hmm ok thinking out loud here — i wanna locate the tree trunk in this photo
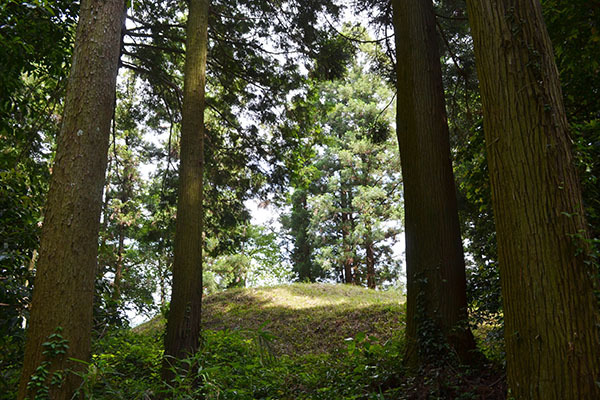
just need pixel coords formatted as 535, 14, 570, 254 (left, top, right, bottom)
391, 0, 476, 367
17, 1, 124, 398
365, 234, 375, 289
160, 260, 168, 307
340, 187, 354, 284
291, 190, 314, 281
162, 0, 209, 383
363, 152, 375, 289
465, 1, 600, 398
342, 211, 354, 284
112, 225, 125, 305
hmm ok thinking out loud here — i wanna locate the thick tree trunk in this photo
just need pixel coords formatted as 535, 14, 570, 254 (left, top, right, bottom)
465, 1, 600, 398
162, 0, 209, 382
17, 1, 124, 398
391, 0, 476, 367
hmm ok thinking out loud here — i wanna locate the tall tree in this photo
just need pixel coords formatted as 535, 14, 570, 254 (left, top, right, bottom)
286, 188, 320, 281
95, 76, 157, 330
305, 64, 403, 288
161, 0, 209, 382
465, 1, 600, 398
391, 0, 476, 366
0, 0, 77, 356
17, 0, 125, 398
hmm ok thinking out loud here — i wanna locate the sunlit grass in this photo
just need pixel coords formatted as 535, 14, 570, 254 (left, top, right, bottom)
209, 283, 404, 310
135, 283, 405, 356
202, 283, 405, 355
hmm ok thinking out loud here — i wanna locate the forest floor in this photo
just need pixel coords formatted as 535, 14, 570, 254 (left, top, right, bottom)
92, 283, 506, 399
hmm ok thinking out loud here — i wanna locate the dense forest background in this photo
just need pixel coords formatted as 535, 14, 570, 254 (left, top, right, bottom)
1, 0, 599, 399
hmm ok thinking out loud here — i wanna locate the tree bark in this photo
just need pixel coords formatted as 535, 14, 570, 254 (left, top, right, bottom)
340, 186, 355, 284
342, 212, 354, 284
366, 234, 376, 289
291, 190, 314, 281
162, 0, 209, 383
363, 154, 376, 289
391, 0, 476, 367
465, 1, 600, 398
17, 1, 124, 398
112, 225, 125, 304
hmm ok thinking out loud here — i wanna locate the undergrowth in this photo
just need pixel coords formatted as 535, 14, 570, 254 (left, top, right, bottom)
4, 284, 505, 399
75, 324, 503, 399
77, 326, 408, 399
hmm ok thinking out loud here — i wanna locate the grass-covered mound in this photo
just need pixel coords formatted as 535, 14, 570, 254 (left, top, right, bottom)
89, 284, 504, 399
137, 283, 404, 354
204, 283, 404, 355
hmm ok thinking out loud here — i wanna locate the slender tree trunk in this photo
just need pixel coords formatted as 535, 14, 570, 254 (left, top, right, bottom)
112, 142, 134, 308
342, 214, 353, 284
162, 0, 209, 383
160, 260, 168, 307
112, 225, 125, 303
300, 199, 313, 281
98, 177, 112, 270
292, 191, 313, 281
365, 233, 375, 289
363, 154, 376, 289
349, 211, 357, 282
17, 1, 124, 398
26, 250, 38, 275
465, 1, 600, 398
340, 187, 354, 284
391, 0, 476, 367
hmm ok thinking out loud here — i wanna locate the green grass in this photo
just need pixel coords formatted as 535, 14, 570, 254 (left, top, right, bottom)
106, 284, 407, 399
201, 283, 405, 355
135, 283, 405, 356
95, 284, 504, 399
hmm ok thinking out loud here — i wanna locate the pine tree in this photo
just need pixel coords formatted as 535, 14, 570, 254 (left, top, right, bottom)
300, 61, 403, 288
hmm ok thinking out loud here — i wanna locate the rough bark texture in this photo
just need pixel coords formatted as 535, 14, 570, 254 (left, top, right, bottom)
17, 1, 124, 398
465, 1, 600, 398
162, 0, 209, 382
391, 0, 476, 367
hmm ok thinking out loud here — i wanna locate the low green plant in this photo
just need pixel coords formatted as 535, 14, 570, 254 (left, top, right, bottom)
79, 325, 410, 399
25, 327, 69, 400
71, 328, 163, 399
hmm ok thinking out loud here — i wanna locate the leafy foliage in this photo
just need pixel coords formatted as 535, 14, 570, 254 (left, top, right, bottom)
0, 1, 76, 388
282, 54, 403, 287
